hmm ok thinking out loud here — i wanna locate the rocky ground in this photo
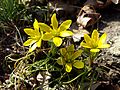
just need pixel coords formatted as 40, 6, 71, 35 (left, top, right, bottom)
94, 5, 120, 90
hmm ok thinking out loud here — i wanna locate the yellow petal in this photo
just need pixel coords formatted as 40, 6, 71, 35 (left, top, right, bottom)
51, 13, 58, 30
91, 30, 99, 41
29, 43, 37, 52
80, 41, 91, 48
58, 20, 72, 32
98, 33, 107, 46
33, 19, 39, 31
98, 44, 110, 48
84, 34, 92, 46
43, 33, 53, 41
31, 36, 40, 41
60, 48, 67, 56
53, 37, 62, 47
24, 28, 35, 36
90, 49, 100, 52
71, 50, 83, 60
91, 39, 98, 48
23, 39, 35, 46
57, 57, 65, 65
60, 31, 73, 37
36, 39, 41, 47
39, 23, 52, 32
65, 63, 72, 72
73, 60, 84, 69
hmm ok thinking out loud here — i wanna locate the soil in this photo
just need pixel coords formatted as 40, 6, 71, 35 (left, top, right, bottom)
94, 4, 120, 90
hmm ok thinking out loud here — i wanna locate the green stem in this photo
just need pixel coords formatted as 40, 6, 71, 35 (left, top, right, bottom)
62, 72, 85, 84
89, 52, 96, 67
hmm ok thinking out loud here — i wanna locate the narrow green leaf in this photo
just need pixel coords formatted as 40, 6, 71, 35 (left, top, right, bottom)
71, 50, 82, 60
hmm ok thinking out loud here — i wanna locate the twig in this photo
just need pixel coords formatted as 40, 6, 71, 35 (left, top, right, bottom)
12, 74, 33, 86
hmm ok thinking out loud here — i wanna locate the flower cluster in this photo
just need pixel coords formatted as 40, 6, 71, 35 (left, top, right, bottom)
23, 13, 110, 73
23, 13, 73, 52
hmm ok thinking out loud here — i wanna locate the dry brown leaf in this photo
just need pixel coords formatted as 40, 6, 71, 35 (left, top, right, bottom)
72, 29, 89, 42
77, 5, 101, 28
77, 16, 91, 28
111, 0, 119, 4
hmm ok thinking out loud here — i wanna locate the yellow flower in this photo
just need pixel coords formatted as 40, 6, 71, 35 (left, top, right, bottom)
57, 44, 84, 72
23, 19, 43, 52
80, 30, 110, 52
39, 13, 73, 47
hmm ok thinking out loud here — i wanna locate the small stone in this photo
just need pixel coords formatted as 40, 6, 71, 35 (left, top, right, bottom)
108, 36, 120, 56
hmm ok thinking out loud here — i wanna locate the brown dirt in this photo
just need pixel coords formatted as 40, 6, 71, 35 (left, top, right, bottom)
95, 4, 120, 90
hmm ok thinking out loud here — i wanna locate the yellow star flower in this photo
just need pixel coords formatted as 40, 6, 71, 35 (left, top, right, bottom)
39, 13, 73, 47
23, 19, 43, 52
80, 30, 110, 52
57, 44, 84, 72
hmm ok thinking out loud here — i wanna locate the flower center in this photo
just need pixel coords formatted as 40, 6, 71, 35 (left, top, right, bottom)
52, 30, 60, 37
